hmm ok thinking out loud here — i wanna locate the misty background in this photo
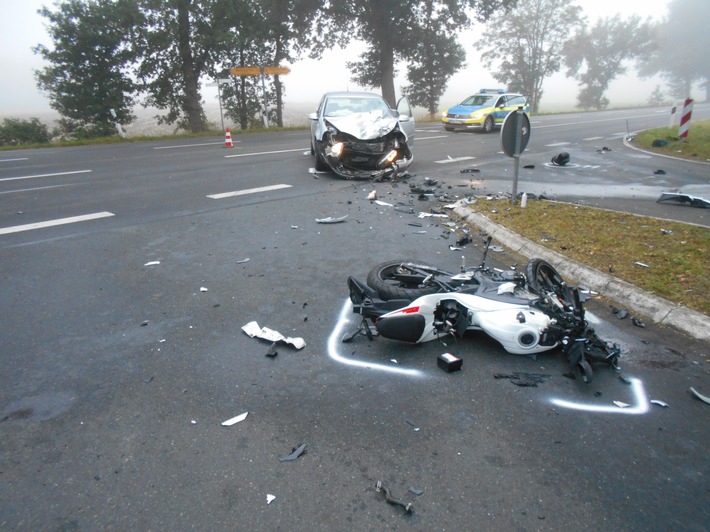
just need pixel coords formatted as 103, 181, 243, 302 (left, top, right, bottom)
0, 0, 697, 134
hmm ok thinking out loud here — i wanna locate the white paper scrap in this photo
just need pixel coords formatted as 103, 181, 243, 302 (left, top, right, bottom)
613, 401, 630, 408
144, 261, 161, 266
241, 321, 306, 350
200, 287, 208, 292
222, 412, 248, 426
266, 494, 276, 504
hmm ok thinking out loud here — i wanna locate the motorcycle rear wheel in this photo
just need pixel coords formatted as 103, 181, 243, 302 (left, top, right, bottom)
367, 260, 441, 301
525, 258, 575, 308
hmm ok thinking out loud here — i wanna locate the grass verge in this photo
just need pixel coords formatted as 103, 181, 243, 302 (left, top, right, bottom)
467, 199, 709, 315
632, 119, 710, 161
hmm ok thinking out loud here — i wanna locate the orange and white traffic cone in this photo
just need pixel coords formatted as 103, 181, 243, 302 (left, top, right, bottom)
224, 127, 233, 147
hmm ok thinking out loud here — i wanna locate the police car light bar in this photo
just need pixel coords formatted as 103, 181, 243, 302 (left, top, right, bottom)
479, 88, 506, 94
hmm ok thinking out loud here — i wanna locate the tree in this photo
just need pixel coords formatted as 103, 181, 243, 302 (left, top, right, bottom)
475, 0, 583, 113
564, 15, 656, 110
640, 0, 710, 101
34, 0, 137, 138
325, 0, 513, 107
132, 0, 242, 133
0, 118, 52, 146
402, 1, 467, 117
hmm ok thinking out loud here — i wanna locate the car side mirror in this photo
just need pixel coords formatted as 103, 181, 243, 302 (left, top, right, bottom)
307, 112, 318, 121
398, 114, 410, 122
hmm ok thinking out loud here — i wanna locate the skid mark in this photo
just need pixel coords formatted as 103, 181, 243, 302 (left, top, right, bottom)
327, 299, 424, 378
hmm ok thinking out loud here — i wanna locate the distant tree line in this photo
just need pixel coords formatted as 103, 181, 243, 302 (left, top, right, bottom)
24, 0, 709, 141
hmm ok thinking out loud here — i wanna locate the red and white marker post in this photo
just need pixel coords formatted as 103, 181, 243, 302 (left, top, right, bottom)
678, 98, 694, 139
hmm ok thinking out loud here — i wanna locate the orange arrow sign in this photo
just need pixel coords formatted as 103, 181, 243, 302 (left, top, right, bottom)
263, 66, 291, 75
230, 66, 262, 76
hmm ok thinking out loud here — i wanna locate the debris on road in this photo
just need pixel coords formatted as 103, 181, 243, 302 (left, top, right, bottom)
279, 443, 307, 462
144, 260, 161, 266
657, 192, 710, 209
494, 372, 551, 387
375, 481, 413, 514
200, 287, 208, 292
634, 261, 650, 268
374, 200, 393, 207
222, 412, 248, 426
632, 317, 646, 328
367, 190, 377, 201
242, 321, 306, 350
265, 342, 278, 358
237, 258, 250, 264
551, 152, 570, 166
266, 494, 276, 504
690, 387, 710, 405
408, 487, 424, 496
650, 400, 669, 408
315, 214, 348, 224
613, 401, 630, 408
437, 353, 462, 373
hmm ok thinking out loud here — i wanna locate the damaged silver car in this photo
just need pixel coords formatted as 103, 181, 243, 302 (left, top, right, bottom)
308, 91, 415, 179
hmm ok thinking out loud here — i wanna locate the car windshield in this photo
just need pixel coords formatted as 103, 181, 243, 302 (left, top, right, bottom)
459, 94, 496, 106
324, 97, 390, 117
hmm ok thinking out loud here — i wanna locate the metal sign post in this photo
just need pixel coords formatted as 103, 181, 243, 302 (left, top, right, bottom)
230, 66, 291, 129
500, 107, 531, 204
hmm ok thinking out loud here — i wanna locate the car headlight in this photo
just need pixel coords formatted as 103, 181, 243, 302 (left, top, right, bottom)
328, 142, 344, 158
470, 111, 484, 119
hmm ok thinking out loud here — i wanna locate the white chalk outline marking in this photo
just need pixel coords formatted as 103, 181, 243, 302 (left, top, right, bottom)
327, 298, 424, 378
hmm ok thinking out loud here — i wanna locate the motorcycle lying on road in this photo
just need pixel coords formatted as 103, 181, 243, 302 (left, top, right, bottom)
344, 238, 620, 383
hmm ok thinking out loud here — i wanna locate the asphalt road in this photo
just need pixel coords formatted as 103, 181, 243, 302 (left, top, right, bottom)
1, 107, 709, 530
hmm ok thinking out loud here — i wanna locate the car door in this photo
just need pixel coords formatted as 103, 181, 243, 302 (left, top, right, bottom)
396, 96, 416, 145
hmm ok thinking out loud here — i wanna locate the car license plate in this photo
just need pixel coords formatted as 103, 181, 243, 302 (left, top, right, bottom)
448, 119, 463, 124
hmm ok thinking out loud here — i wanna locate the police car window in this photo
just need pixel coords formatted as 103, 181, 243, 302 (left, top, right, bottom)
461, 95, 495, 106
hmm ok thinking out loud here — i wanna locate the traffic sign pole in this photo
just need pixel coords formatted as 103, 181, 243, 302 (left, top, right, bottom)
500, 107, 531, 205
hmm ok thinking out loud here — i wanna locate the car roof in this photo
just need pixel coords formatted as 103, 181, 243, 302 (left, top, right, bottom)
323, 91, 384, 100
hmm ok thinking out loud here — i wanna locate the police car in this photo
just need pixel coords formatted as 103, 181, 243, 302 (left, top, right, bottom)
442, 89, 529, 133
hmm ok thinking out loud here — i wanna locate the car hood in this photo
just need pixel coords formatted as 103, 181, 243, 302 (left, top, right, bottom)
326, 111, 400, 140
447, 104, 488, 114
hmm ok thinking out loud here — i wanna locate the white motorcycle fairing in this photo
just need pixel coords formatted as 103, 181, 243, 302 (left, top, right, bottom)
375, 292, 556, 355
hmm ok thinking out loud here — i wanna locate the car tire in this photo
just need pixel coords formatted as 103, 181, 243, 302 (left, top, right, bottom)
314, 140, 328, 171
444, 126, 455, 132
482, 115, 494, 133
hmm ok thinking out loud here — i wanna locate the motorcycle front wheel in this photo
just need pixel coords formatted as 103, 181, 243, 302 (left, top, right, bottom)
367, 260, 441, 301
525, 258, 576, 308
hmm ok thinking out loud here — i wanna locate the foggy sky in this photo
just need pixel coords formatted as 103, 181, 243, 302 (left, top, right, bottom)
0, 0, 674, 121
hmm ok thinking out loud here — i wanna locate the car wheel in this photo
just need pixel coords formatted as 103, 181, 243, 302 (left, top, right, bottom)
444, 126, 455, 132
482, 115, 494, 133
314, 140, 328, 171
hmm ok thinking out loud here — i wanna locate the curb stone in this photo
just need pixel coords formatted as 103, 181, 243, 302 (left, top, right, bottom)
452, 201, 710, 342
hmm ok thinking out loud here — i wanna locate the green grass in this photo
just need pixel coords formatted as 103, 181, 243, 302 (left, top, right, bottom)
633, 119, 710, 161
467, 200, 710, 315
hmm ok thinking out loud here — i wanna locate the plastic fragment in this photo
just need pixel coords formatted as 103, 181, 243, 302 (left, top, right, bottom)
374, 200, 393, 207
613, 401, 630, 408
222, 412, 248, 426
242, 321, 306, 350
367, 190, 377, 200
200, 287, 208, 292
144, 261, 161, 266
634, 261, 650, 268
237, 258, 250, 264
408, 487, 424, 496
631, 317, 645, 328
279, 443, 307, 462
266, 494, 276, 504
265, 342, 278, 358
315, 214, 348, 224
650, 400, 669, 408
690, 387, 710, 405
